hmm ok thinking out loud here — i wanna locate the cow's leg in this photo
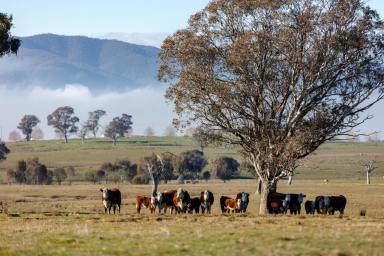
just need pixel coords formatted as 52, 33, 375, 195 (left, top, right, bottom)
113, 205, 116, 214
104, 207, 107, 214
118, 204, 121, 214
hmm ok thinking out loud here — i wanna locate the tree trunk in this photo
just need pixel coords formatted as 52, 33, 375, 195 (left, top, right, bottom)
256, 177, 262, 195
113, 138, 116, 146
81, 137, 84, 144
151, 175, 158, 197
367, 171, 371, 185
287, 175, 293, 185
259, 181, 274, 215
64, 134, 68, 143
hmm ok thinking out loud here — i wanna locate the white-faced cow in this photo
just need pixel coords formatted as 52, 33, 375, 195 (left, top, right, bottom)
236, 192, 250, 213
173, 188, 191, 213
315, 195, 347, 216
135, 195, 156, 214
156, 190, 177, 214
200, 190, 214, 214
100, 188, 121, 214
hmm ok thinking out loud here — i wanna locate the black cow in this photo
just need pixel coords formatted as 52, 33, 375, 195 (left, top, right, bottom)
315, 195, 347, 216
304, 200, 316, 215
156, 190, 177, 213
267, 192, 305, 214
236, 192, 250, 213
187, 197, 201, 214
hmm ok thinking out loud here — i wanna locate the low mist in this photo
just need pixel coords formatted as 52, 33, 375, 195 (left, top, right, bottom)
0, 84, 176, 140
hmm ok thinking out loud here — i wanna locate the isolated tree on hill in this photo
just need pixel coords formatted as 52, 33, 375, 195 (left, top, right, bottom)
0, 13, 20, 57
8, 130, 21, 142
104, 114, 133, 145
144, 127, 155, 136
159, 0, 384, 214
0, 142, 10, 161
164, 125, 177, 136
85, 110, 106, 137
212, 157, 239, 182
47, 106, 79, 143
78, 125, 88, 144
17, 115, 40, 141
31, 127, 44, 140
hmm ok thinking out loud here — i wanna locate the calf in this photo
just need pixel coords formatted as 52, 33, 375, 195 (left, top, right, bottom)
315, 195, 347, 216
100, 188, 121, 214
136, 195, 155, 214
156, 190, 177, 214
187, 197, 201, 214
200, 190, 214, 214
220, 195, 241, 213
305, 200, 316, 215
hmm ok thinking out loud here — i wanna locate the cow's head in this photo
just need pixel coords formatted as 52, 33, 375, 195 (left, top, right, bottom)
203, 190, 210, 202
150, 195, 157, 207
298, 193, 306, 204
156, 192, 163, 204
100, 188, 110, 200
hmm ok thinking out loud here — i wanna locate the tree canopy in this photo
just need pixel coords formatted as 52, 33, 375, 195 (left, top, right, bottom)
85, 110, 106, 137
17, 115, 40, 141
47, 106, 79, 143
0, 13, 20, 57
104, 114, 133, 145
159, 0, 384, 214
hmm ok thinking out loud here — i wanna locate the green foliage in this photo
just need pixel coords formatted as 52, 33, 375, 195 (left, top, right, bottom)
201, 170, 211, 182
176, 150, 208, 179
0, 142, 10, 161
47, 106, 79, 143
17, 115, 40, 141
0, 13, 20, 57
104, 114, 133, 145
212, 157, 239, 182
84, 110, 106, 137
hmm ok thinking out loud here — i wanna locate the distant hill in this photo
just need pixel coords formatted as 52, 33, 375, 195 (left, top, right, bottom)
0, 34, 161, 91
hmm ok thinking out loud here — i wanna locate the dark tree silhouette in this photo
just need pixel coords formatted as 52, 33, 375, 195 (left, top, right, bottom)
17, 115, 40, 141
0, 13, 20, 57
47, 106, 79, 143
104, 114, 133, 145
85, 110, 106, 137
212, 157, 239, 182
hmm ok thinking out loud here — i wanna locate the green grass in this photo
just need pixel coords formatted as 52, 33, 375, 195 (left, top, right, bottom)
0, 181, 383, 256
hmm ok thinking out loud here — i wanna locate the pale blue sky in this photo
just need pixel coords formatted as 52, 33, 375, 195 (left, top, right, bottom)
2, 0, 383, 36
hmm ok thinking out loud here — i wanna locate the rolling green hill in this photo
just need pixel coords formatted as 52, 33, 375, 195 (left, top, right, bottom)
1, 136, 383, 181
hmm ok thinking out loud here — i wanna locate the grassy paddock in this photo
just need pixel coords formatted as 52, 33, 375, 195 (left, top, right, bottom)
0, 180, 383, 256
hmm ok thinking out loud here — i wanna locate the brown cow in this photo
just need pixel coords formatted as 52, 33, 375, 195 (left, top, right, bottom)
100, 188, 121, 214
136, 195, 155, 214
220, 195, 241, 213
187, 197, 201, 214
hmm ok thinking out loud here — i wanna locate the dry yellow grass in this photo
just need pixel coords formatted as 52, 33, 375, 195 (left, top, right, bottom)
0, 180, 383, 256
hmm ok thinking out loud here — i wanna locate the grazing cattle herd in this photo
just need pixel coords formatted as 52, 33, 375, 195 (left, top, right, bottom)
100, 187, 347, 216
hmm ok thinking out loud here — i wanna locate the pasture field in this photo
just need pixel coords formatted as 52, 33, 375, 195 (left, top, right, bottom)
1, 137, 384, 181
0, 180, 384, 256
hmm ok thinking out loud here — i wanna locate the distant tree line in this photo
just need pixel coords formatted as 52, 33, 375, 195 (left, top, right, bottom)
5, 158, 77, 185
